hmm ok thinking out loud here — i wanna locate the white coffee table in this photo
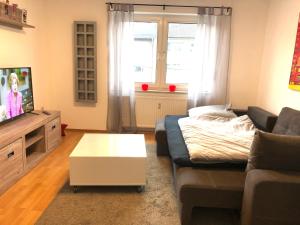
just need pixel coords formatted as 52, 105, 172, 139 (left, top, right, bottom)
69, 133, 147, 192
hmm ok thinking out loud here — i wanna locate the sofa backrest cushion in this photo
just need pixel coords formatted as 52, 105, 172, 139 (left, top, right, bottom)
247, 106, 277, 132
247, 130, 300, 172
272, 107, 300, 135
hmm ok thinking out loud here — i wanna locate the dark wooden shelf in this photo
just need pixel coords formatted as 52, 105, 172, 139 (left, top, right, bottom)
0, 16, 35, 29
25, 133, 44, 148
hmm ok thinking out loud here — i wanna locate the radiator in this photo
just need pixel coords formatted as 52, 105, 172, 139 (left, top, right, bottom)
135, 92, 188, 128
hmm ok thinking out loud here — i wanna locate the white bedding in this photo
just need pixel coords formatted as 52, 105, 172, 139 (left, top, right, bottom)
178, 115, 256, 163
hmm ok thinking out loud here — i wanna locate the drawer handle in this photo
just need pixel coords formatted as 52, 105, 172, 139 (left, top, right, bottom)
52, 125, 56, 130
7, 151, 15, 159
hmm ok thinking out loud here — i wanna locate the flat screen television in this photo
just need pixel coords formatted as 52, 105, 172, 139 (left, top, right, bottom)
0, 67, 34, 124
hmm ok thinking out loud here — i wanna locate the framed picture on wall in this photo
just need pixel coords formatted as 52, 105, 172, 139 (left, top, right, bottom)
289, 13, 300, 91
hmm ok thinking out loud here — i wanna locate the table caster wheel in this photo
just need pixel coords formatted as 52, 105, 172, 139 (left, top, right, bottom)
73, 186, 79, 193
137, 186, 145, 193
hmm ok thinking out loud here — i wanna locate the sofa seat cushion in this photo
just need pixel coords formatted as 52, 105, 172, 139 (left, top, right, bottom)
165, 115, 247, 168
165, 115, 191, 166
176, 167, 246, 209
273, 107, 300, 135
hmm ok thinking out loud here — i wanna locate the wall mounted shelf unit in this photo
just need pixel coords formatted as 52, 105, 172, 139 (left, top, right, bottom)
74, 21, 97, 103
0, 16, 34, 29
0, 2, 34, 29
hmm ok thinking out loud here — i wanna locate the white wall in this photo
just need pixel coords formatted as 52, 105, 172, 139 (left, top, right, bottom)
257, 0, 300, 114
229, 0, 269, 108
42, 0, 108, 130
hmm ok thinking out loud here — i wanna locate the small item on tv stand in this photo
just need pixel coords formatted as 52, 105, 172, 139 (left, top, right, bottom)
29, 111, 40, 115
41, 107, 51, 115
42, 110, 51, 115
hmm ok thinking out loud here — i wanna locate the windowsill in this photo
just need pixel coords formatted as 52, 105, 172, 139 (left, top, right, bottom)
135, 89, 187, 94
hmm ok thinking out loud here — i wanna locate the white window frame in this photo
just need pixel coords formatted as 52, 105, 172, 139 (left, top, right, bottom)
133, 15, 162, 90
133, 14, 198, 92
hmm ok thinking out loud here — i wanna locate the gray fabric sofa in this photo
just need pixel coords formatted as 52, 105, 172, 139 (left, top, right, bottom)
155, 106, 300, 225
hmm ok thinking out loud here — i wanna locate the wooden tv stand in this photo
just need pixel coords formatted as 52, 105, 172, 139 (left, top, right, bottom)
0, 111, 61, 194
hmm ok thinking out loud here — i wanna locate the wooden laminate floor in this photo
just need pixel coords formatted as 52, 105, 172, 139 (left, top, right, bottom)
0, 130, 155, 225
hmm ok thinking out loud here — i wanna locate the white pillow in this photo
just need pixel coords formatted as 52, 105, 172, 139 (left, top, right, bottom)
188, 105, 236, 119
188, 105, 225, 117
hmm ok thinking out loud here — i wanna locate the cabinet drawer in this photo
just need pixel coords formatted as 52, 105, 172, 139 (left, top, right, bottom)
46, 118, 61, 151
0, 139, 23, 184
46, 118, 60, 133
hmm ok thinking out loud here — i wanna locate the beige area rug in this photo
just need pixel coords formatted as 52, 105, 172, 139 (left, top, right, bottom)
36, 145, 239, 225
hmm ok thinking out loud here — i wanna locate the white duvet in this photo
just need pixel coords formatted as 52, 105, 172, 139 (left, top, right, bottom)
178, 114, 256, 163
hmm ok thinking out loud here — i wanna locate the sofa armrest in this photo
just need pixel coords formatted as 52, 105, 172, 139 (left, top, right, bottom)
241, 169, 300, 225
155, 119, 169, 156
247, 106, 277, 132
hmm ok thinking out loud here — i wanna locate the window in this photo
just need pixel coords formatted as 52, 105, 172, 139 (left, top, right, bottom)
133, 15, 197, 91
166, 23, 197, 84
133, 22, 158, 83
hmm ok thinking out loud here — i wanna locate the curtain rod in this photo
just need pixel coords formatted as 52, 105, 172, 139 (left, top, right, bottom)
105, 2, 231, 10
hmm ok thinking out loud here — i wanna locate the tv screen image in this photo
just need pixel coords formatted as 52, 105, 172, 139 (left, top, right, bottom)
0, 67, 34, 123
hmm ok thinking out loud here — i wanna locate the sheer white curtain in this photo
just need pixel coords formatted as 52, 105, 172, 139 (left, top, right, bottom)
107, 4, 136, 132
188, 7, 232, 109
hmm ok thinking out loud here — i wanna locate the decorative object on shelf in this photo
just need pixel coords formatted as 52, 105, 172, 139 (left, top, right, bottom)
0, 1, 34, 29
169, 84, 176, 92
0, 3, 3, 16
74, 21, 97, 103
12, 3, 17, 18
22, 9, 27, 23
141, 83, 149, 91
4, 0, 9, 16
289, 13, 300, 91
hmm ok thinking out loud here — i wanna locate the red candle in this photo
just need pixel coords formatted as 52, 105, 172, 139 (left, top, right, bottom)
141, 83, 149, 91
169, 84, 176, 92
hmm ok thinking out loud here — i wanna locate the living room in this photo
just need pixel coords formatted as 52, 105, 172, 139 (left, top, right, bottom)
0, 0, 300, 224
